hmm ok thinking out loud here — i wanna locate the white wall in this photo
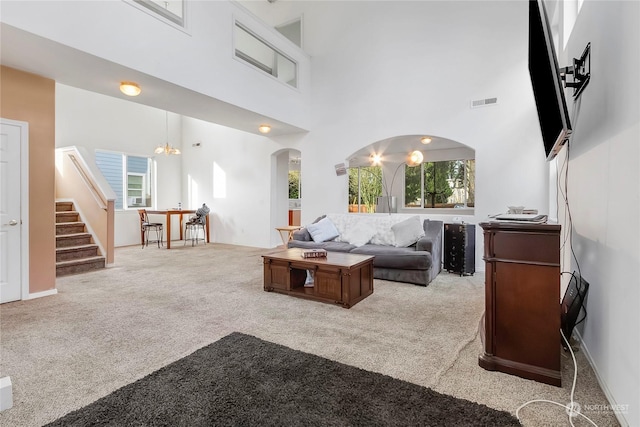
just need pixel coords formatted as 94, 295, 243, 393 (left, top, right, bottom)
180, 116, 283, 248
289, 2, 547, 227
559, 2, 639, 425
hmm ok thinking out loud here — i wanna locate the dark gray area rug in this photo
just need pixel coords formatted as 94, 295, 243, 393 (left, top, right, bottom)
46, 332, 521, 426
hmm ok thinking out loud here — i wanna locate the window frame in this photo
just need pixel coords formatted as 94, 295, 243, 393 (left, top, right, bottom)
288, 169, 301, 200
233, 20, 298, 89
126, 172, 147, 208
403, 159, 475, 211
95, 149, 155, 211
132, 0, 186, 28
348, 165, 383, 213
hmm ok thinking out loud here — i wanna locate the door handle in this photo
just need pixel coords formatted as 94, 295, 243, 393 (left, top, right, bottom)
9, 220, 18, 226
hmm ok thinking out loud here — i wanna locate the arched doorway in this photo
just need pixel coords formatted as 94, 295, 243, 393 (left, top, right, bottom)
270, 148, 302, 247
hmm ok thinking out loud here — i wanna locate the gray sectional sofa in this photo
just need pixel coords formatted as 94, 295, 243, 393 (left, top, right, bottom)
287, 214, 443, 286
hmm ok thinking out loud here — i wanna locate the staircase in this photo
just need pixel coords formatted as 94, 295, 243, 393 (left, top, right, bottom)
56, 201, 106, 276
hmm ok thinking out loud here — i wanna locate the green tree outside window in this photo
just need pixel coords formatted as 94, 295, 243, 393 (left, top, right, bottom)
404, 159, 475, 208
348, 166, 382, 213
288, 170, 300, 199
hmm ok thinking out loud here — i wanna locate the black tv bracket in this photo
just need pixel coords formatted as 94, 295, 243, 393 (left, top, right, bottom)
561, 42, 591, 99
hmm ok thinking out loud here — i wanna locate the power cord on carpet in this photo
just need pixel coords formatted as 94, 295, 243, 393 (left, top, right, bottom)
515, 329, 598, 427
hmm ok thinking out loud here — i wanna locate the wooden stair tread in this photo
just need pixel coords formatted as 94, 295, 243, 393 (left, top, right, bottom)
56, 244, 99, 252
56, 232, 92, 238
56, 256, 105, 266
55, 202, 74, 211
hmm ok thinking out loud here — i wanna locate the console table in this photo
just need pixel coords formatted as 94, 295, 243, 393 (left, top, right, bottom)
478, 221, 561, 386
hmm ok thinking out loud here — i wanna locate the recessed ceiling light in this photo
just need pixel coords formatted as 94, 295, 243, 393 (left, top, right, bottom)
120, 81, 141, 96
420, 136, 432, 144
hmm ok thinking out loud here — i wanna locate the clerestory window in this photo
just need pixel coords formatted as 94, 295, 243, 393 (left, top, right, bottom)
133, 0, 185, 27
234, 21, 298, 88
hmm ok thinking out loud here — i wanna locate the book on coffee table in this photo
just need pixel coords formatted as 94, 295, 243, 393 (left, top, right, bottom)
301, 249, 327, 258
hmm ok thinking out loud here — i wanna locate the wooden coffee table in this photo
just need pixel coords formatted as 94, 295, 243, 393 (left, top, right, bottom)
262, 248, 374, 308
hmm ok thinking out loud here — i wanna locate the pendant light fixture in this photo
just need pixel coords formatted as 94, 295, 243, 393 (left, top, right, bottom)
155, 111, 181, 155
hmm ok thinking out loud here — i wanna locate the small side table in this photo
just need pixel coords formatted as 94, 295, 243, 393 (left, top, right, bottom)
275, 225, 302, 246
444, 223, 475, 276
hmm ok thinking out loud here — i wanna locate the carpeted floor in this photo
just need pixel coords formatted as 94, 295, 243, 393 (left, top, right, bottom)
44, 332, 522, 427
0, 243, 620, 426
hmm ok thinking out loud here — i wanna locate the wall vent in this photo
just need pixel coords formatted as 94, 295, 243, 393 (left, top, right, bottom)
471, 97, 498, 108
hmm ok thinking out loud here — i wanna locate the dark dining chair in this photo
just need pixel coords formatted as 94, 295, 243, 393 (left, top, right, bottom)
184, 203, 210, 246
138, 209, 163, 248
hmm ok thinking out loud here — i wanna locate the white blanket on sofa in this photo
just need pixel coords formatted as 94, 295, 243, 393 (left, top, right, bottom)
325, 213, 424, 247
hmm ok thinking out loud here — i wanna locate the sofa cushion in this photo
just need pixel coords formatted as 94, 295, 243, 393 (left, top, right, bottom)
391, 215, 425, 247
287, 239, 355, 253
351, 245, 432, 270
307, 217, 339, 243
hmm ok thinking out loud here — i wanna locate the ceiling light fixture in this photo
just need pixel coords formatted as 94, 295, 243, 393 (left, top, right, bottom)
119, 81, 141, 96
258, 124, 271, 134
370, 153, 382, 166
420, 136, 432, 144
154, 112, 181, 155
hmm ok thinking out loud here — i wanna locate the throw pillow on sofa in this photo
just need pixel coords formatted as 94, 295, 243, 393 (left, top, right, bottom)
341, 221, 377, 247
391, 215, 425, 247
307, 217, 340, 243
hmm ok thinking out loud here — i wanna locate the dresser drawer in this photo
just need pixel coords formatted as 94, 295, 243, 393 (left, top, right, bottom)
491, 231, 559, 265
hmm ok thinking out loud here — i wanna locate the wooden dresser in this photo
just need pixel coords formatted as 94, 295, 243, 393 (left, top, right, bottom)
478, 221, 561, 386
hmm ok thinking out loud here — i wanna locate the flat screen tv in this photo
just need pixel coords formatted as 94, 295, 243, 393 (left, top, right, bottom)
528, 0, 572, 161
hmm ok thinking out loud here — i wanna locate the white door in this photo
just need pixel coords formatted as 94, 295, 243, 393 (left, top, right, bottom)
0, 120, 27, 303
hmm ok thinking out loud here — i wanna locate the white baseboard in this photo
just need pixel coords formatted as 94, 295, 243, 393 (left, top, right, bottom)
575, 331, 630, 427
27, 289, 58, 300
0, 377, 13, 411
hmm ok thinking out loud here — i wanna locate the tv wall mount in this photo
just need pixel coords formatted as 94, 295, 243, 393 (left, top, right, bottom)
561, 42, 591, 99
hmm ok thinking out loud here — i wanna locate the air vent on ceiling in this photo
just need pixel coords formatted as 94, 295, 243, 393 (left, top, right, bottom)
471, 97, 498, 108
